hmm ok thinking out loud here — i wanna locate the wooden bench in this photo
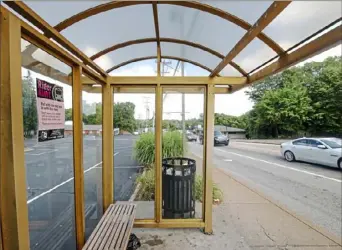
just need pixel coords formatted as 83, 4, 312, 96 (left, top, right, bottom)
31, 204, 96, 250
83, 202, 136, 250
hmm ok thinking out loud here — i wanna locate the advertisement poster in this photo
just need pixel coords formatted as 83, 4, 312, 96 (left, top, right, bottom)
36, 78, 65, 142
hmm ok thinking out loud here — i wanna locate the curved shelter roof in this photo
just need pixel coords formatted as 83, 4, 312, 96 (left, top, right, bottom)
4, 1, 342, 88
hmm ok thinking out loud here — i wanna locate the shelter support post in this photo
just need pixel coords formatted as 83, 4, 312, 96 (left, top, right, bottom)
155, 85, 163, 222
0, 8, 30, 250
102, 82, 114, 212
203, 85, 214, 234
72, 65, 85, 249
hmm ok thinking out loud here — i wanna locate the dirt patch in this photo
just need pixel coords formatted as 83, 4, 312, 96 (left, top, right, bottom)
143, 235, 164, 246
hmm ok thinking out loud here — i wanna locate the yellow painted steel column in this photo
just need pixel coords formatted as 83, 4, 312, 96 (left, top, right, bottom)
203, 84, 214, 234
72, 65, 85, 249
0, 7, 30, 250
155, 85, 163, 222
102, 81, 114, 212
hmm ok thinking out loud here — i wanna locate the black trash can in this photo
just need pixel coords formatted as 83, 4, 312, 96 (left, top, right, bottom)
162, 157, 196, 219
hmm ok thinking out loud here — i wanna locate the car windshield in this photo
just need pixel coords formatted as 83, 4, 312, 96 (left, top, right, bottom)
321, 139, 342, 149
214, 131, 222, 136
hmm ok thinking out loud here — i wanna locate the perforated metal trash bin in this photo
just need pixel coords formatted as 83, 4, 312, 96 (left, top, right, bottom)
162, 157, 196, 219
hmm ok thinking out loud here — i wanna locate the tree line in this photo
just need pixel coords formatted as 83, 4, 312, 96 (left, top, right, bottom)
243, 56, 342, 138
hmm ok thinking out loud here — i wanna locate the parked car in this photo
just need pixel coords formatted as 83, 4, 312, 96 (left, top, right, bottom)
280, 137, 342, 169
199, 130, 229, 146
186, 132, 197, 142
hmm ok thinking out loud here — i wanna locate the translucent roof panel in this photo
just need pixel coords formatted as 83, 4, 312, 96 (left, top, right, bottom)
24, 1, 107, 26
158, 3, 246, 55
220, 65, 243, 77
99, 43, 157, 72
233, 38, 277, 74
202, 1, 272, 24
110, 59, 157, 76
59, 5, 154, 54
161, 42, 221, 72
264, 1, 342, 50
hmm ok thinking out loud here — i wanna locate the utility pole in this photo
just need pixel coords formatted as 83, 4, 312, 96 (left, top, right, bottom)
143, 97, 150, 132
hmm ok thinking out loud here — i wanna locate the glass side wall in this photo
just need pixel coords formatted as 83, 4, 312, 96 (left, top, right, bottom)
161, 87, 205, 219
82, 87, 103, 240
22, 39, 76, 250
113, 89, 156, 219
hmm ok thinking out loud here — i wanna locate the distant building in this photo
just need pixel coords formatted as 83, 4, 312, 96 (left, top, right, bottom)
64, 123, 119, 136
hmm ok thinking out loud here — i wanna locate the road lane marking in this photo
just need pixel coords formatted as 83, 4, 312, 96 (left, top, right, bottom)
25, 149, 58, 156
27, 152, 120, 204
224, 159, 232, 162
216, 148, 342, 183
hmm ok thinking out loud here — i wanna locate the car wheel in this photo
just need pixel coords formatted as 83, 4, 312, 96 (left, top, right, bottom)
284, 151, 295, 162
338, 158, 342, 169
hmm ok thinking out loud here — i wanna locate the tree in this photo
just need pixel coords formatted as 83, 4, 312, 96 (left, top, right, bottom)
65, 108, 72, 121
254, 84, 312, 138
244, 56, 342, 138
22, 71, 37, 137
113, 102, 136, 133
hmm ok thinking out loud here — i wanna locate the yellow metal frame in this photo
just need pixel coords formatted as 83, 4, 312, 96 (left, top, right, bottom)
1, 1, 341, 249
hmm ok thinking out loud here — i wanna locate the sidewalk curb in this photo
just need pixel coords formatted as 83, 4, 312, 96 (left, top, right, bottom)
215, 167, 342, 246
129, 183, 141, 202
188, 152, 342, 246
235, 140, 281, 145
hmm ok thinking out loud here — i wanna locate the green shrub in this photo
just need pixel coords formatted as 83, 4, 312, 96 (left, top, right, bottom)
135, 168, 155, 201
136, 172, 223, 203
134, 131, 186, 166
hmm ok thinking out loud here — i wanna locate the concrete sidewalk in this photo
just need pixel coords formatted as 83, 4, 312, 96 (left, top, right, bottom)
133, 154, 342, 249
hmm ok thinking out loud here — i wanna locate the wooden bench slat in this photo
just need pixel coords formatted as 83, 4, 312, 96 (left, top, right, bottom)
83, 203, 136, 250
106, 205, 131, 249
118, 206, 136, 249
114, 205, 135, 249
84, 205, 120, 250
96, 205, 126, 249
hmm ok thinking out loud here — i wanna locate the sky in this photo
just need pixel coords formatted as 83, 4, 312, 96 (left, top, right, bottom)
20, 1, 342, 120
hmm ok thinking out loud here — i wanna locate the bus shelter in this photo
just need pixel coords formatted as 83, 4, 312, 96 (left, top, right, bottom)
0, 1, 341, 249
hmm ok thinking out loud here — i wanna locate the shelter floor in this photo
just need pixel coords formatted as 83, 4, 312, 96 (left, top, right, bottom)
132, 153, 341, 250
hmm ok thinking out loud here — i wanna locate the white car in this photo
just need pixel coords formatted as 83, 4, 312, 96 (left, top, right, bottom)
281, 138, 342, 169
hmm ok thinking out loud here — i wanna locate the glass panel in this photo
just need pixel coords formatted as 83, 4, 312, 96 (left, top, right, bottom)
21, 39, 72, 78
201, 1, 272, 24
81, 86, 103, 240
161, 42, 221, 70
98, 43, 156, 71
233, 38, 277, 74
110, 59, 157, 76
60, 5, 155, 54
22, 40, 76, 250
158, 4, 246, 55
162, 87, 204, 219
264, 1, 342, 50
113, 91, 156, 219
220, 64, 243, 77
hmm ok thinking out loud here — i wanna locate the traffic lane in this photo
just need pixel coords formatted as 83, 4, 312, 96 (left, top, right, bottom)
229, 141, 342, 180
189, 143, 342, 238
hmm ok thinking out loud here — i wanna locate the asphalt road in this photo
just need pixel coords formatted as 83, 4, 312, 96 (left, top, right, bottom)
24, 134, 139, 249
189, 140, 342, 239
